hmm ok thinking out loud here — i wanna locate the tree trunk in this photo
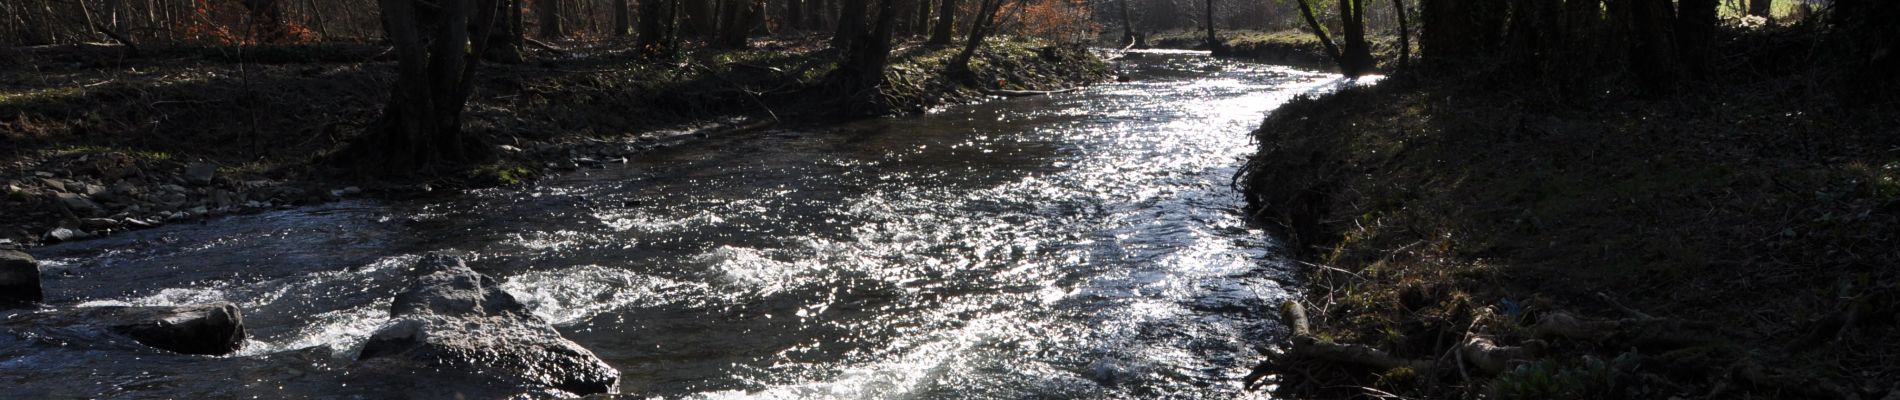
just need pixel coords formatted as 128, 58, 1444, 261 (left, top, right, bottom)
680, 0, 716, 37
613, 0, 631, 36
951, 0, 1007, 74
828, 0, 905, 113
1393, 0, 1410, 71
1627, 0, 1679, 94
927, 0, 957, 45
484, 0, 526, 63
1118, 0, 1137, 46
637, 0, 676, 55
832, 0, 868, 51
1748, 0, 1770, 18
1339, 0, 1373, 75
715, 0, 761, 48
1294, 0, 1347, 70
812, 0, 831, 30
915, 0, 931, 36
1675, 0, 1715, 77
355, 0, 503, 172
787, 0, 804, 30
537, 0, 562, 38
1203, 0, 1220, 54
242, 0, 288, 42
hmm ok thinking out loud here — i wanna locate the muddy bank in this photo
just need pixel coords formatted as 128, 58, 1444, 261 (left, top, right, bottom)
0, 37, 1108, 247
1238, 41, 1900, 400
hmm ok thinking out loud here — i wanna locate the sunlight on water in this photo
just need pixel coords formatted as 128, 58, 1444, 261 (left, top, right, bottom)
11, 53, 1358, 398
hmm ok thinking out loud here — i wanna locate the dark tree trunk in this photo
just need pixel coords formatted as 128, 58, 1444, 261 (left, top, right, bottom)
1339, 0, 1373, 74
537, 0, 562, 38
832, 0, 868, 51
681, 0, 716, 37
484, 0, 526, 63
353, 0, 503, 172
1392, 0, 1410, 71
636, 0, 677, 55
1119, 0, 1139, 47
1675, 0, 1715, 77
808, 0, 826, 29
1294, 0, 1348, 72
951, 0, 1007, 74
715, 0, 761, 48
828, 0, 905, 113
915, 0, 931, 36
927, 0, 957, 45
1627, 0, 1678, 94
242, 0, 288, 42
1203, 0, 1220, 54
613, 0, 631, 36
1748, 0, 1771, 18
787, 0, 804, 30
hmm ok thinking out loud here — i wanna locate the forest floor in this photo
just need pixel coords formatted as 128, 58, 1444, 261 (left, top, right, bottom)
1240, 27, 1900, 398
0, 35, 1109, 248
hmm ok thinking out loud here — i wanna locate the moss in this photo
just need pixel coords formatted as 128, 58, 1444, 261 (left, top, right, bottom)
470, 163, 540, 186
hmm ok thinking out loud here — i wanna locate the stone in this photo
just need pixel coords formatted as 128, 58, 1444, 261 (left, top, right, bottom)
355, 254, 619, 396
103, 303, 247, 355
79, 218, 122, 231
55, 193, 105, 216
3, 303, 247, 355
37, 178, 66, 192
184, 163, 217, 186
44, 227, 91, 242
0, 250, 42, 307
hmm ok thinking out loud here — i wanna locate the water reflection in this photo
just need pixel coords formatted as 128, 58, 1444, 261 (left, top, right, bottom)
8, 52, 1358, 398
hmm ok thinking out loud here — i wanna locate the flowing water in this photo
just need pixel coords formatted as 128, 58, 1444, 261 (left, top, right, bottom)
3, 51, 1362, 399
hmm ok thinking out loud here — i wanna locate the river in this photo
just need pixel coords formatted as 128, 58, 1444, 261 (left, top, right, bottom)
5, 51, 1359, 399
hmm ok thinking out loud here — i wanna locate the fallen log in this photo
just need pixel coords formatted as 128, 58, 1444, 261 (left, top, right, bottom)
1278, 301, 1436, 373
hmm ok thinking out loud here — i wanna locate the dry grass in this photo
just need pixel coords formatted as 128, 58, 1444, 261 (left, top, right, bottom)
1240, 28, 1900, 399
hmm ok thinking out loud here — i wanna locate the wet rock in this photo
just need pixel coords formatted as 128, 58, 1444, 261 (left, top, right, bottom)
3, 303, 247, 355
0, 250, 42, 308
79, 218, 123, 231
101, 303, 247, 355
355, 254, 619, 396
184, 163, 217, 186
43, 227, 90, 242
55, 193, 105, 217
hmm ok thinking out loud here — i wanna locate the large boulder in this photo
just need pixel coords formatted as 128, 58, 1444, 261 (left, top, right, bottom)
2, 303, 247, 355
0, 250, 42, 307
354, 254, 619, 397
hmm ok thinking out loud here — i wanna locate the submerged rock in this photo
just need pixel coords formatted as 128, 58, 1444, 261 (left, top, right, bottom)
2, 303, 247, 355
354, 254, 619, 397
94, 303, 247, 355
0, 250, 42, 307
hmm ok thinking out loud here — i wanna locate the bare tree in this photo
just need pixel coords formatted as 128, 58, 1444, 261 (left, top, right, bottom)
345, 0, 504, 170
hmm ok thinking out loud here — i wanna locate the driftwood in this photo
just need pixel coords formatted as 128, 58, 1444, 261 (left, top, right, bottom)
1278, 301, 1436, 373
525, 38, 565, 53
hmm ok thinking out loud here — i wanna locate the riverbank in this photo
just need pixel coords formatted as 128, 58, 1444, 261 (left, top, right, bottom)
1240, 31, 1899, 399
1141, 29, 1397, 72
0, 35, 1108, 247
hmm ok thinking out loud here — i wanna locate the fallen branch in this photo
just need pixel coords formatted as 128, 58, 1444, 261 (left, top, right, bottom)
1279, 301, 1436, 373
525, 38, 566, 53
